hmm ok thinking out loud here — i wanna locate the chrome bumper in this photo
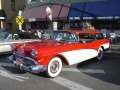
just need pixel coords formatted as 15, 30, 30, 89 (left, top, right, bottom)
8, 55, 46, 74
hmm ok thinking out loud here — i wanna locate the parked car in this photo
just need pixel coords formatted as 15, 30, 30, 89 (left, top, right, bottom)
0, 28, 6, 34
0, 32, 40, 53
9, 30, 110, 78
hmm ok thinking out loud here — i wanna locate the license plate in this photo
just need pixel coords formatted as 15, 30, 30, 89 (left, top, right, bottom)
16, 58, 23, 66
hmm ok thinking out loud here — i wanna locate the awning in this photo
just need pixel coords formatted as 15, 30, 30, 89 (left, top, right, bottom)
22, 5, 50, 22
84, 0, 120, 19
69, 0, 120, 20
69, 2, 97, 20
49, 5, 62, 21
59, 4, 71, 20
22, 4, 70, 22
69, 3, 85, 20
0, 9, 6, 20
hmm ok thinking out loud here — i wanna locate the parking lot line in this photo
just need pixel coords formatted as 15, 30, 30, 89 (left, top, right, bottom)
51, 76, 93, 90
62, 68, 105, 74
0, 63, 15, 67
0, 70, 29, 82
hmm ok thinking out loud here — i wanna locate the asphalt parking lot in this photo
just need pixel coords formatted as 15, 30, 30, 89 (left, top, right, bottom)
0, 51, 120, 90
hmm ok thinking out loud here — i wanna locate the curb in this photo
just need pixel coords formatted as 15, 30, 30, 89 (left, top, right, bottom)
110, 45, 120, 51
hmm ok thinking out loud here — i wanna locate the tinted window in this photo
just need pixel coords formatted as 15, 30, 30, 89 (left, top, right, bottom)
11, 0, 15, 11
94, 33, 104, 39
17, 33, 39, 39
48, 31, 77, 42
79, 33, 94, 39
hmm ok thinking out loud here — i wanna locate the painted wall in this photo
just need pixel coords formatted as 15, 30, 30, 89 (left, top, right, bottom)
1, 0, 25, 33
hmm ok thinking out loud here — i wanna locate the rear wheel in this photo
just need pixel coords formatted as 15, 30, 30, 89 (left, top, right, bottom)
46, 57, 62, 78
97, 48, 103, 60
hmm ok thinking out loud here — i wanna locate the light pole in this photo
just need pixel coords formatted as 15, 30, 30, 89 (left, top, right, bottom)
46, 7, 53, 30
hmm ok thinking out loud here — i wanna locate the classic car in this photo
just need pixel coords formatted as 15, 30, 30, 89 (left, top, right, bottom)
9, 30, 110, 78
0, 32, 40, 53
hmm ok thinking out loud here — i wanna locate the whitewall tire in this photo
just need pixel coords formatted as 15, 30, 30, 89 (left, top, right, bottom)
97, 48, 103, 60
46, 57, 62, 78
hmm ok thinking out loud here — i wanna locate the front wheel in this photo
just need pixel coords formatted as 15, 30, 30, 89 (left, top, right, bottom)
46, 57, 62, 78
97, 48, 103, 60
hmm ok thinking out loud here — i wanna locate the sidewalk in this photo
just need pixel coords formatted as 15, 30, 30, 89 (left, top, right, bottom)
110, 43, 120, 52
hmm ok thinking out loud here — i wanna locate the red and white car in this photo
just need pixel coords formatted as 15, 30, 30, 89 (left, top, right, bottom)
9, 30, 110, 78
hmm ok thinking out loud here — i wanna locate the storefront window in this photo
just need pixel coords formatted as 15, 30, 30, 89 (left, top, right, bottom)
31, 21, 48, 29
92, 20, 120, 30
70, 21, 85, 29
58, 21, 63, 30
11, 0, 15, 11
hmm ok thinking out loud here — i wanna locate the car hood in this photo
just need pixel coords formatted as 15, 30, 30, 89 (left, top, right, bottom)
15, 40, 67, 56
24, 40, 66, 49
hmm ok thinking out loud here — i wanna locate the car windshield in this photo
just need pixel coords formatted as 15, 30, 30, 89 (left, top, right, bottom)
0, 32, 9, 40
48, 31, 77, 42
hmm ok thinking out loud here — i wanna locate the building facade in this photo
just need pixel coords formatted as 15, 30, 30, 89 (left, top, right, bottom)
0, 0, 25, 32
22, 0, 120, 37
22, 0, 97, 31
0, 0, 6, 29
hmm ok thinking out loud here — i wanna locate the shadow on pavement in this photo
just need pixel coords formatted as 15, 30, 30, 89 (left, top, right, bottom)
77, 52, 120, 85
0, 54, 48, 78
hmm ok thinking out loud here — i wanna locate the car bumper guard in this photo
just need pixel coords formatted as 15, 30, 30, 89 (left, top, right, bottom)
8, 55, 46, 74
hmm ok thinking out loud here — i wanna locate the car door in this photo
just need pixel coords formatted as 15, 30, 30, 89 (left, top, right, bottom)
75, 33, 94, 63
89, 33, 105, 58
0, 42, 4, 53
75, 42, 91, 64
3, 34, 12, 53
60, 42, 91, 65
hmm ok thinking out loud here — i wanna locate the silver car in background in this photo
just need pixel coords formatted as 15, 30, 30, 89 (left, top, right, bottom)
0, 32, 40, 54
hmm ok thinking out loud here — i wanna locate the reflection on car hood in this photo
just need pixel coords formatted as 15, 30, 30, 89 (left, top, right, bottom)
24, 40, 66, 49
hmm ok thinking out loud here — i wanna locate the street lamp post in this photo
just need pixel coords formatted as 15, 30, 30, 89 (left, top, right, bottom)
46, 7, 53, 30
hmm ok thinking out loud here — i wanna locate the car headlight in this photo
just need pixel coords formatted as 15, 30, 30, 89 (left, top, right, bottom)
31, 49, 37, 57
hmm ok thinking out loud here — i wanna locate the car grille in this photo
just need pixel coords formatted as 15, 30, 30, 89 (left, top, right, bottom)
15, 54, 38, 66
16, 47, 25, 55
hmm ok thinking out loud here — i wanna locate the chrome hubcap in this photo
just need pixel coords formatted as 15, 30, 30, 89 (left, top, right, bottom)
50, 61, 59, 73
